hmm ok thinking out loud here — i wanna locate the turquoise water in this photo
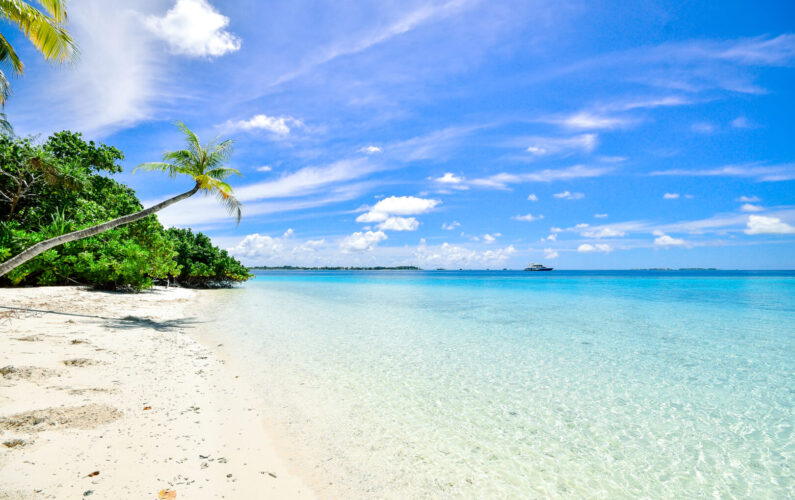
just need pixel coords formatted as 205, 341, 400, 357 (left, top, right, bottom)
202, 271, 794, 498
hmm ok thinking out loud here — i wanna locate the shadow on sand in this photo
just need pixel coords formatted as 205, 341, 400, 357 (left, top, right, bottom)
0, 305, 203, 332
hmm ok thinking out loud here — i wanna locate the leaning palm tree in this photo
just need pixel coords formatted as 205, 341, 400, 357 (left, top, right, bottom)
0, 0, 76, 132
0, 122, 242, 277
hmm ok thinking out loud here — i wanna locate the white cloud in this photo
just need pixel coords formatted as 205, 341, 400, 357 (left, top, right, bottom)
745, 215, 795, 235
482, 233, 498, 244
434, 172, 465, 184
577, 243, 612, 253
224, 114, 304, 135
663, 193, 680, 199
544, 233, 557, 242
356, 196, 440, 230
359, 145, 383, 154
144, 0, 241, 57
470, 165, 612, 190
442, 221, 461, 230
414, 240, 516, 268
256, 165, 272, 172
582, 227, 625, 238
554, 190, 584, 200
559, 112, 629, 130
228, 229, 328, 265
371, 196, 440, 215
740, 203, 764, 212
524, 134, 598, 156
654, 234, 687, 247
544, 248, 559, 259
651, 163, 795, 182
550, 227, 563, 233
512, 213, 543, 222
340, 230, 388, 252
377, 217, 419, 231
736, 195, 760, 202
527, 194, 538, 202
594, 213, 608, 218
356, 211, 389, 223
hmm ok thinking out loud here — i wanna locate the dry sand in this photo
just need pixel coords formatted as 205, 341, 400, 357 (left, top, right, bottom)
0, 286, 314, 499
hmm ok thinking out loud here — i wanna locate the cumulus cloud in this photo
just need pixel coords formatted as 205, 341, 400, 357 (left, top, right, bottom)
527, 194, 538, 202
543, 233, 557, 242
376, 217, 419, 231
256, 165, 272, 172
359, 145, 382, 154
224, 114, 304, 135
442, 221, 461, 230
512, 213, 543, 222
740, 203, 764, 212
144, 0, 241, 57
577, 243, 612, 253
482, 233, 498, 244
544, 248, 559, 259
745, 215, 795, 235
554, 191, 584, 200
357, 196, 440, 227
663, 193, 680, 199
594, 213, 608, 218
653, 234, 687, 247
340, 230, 388, 252
736, 195, 760, 202
228, 229, 326, 264
414, 240, 516, 268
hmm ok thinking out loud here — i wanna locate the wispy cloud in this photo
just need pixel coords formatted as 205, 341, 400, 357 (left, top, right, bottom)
469, 165, 613, 190
267, 0, 480, 88
651, 163, 795, 182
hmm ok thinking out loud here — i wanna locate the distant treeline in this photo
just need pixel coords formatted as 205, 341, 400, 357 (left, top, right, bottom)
250, 265, 422, 271
631, 268, 719, 271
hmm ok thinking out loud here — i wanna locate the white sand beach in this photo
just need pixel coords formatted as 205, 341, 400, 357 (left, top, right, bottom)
0, 286, 313, 499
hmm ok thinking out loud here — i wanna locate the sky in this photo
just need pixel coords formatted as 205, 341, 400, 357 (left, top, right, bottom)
5, 0, 795, 269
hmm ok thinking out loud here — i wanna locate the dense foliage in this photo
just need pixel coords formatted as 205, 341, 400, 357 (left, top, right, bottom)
0, 132, 250, 290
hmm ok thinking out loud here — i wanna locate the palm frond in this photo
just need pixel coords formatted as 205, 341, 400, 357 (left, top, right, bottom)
0, 32, 23, 74
35, 0, 67, 22
204, 167, 241, 181
214, 188, 242, 225
0, 68, 10, 105
0, 110, 12, 134
0, 0, 76, 63
174, 121, 202, 158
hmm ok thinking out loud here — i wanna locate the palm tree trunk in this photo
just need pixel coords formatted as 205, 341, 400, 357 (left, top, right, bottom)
0, 182, 200, 278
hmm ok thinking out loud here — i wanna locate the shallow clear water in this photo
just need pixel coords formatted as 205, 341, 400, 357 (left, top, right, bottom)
200, 271, 794, 499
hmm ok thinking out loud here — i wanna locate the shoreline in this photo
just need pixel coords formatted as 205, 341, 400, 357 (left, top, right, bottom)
0, 286, 313, 499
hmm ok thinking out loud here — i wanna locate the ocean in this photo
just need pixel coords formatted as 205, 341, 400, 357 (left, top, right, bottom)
199, 270, 794, 498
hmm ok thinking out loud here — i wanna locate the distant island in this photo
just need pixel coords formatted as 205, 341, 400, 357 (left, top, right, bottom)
249, 266, 423, 271
631, 268, 719, 271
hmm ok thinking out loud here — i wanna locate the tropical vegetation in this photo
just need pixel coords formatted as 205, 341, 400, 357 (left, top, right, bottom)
0, 129, 251, 290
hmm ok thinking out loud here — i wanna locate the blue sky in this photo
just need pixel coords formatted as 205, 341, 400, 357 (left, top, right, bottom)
6, 0, 795, 269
